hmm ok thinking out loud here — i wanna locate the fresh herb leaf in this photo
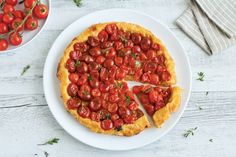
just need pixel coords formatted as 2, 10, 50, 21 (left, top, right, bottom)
119, 35, 128, 43
101, 48, 111, 54
83, 90, 89, 95
115, 82, 123, 88
135, 60, 141, 68
105, 114, 111, 120
88, 75, 92, 81
38, 138, 60, 145
75, 60, 80, 67
125, 95, 131, 104
209, 139, 213, 142
44, 151, 49, 157
21, 65, 30, 76
206, 91, 209, 96
183, 127, 198, 138
131, 53, 137, 59
197, 72, 205, 81
73, 0, 82, 7
115, 126, 123, 131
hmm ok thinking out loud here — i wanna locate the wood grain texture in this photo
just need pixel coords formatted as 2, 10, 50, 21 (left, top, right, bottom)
0, 0, 236, 156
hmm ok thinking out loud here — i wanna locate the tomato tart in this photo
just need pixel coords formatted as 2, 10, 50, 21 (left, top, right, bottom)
57, 22, 181, 136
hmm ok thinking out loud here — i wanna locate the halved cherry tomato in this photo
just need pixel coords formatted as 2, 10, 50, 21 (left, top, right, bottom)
128, 101, 138, 111
113, 119, 124, 128
91, 88, 101, 97
76, 62, 88, 73
67, 83, 78, 97
89, 47, 101, 57
0, 39, 8, 51
67, 98, 81, 110
146, 49, 156, 60
118, 107, 131, 118
98, 30, 108, 42
25, 17, 38, 30
101, 119, 113, 130
105, 23, 118, 34
68, 73, 79, 83
149, 74, 159, 85
87, 36, 99, 47
89, 98, 102, 111
103, 59, 114, 68
66, 59, 76, 73
9, 32, 22, 46
107, 103, 118, 113
124, 115, 136, 124
149, 89, 158, 103
77, 106, 91, 118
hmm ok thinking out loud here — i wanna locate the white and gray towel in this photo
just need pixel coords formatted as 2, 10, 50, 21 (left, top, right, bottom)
176, 0, 236, 55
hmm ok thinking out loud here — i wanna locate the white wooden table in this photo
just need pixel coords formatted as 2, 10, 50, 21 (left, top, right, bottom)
0, 0, 236, 156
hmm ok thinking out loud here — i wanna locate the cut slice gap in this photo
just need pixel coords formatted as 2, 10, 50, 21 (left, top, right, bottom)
132, 84, 181, 128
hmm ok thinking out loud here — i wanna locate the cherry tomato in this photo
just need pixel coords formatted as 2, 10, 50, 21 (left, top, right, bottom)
77, 74, 88, 85
118, 107, 131, 118
67, 83, 78, 97
131, 33, 142, 44
68, 73, 79, 83
33, 4, 49, 19
3, 4, 15, 13
76, 62, 88, 73
81, 54, 94, 63
96, 55, 105, 64
78, 84, 92, 100
77, 106, 91, 118
100, 41, 113, 49
9, 32, 22, 46
105, 23, 118, 34
98, 30, 108, 42
91, 88, 101, 97
11, 18, 24, 31
2, 13, 14, 24
101, 119, 113, 130
146, 50, 157, 60
114, 41, 124, 51
140, 37, 152, 51
143, 104, 155, 116
99, 82, 110, 92
132, 85, 142, 94
107, 103, 118, 113
161, 71, 171, 81
90, 112, 99, 121
149, 89, 158, 103
108, 94, 119, 103
73, 42, 89, 52
111, 114, 120, 121
105, 47, 116, 59
149, 74, 159, 85
144, 62, 157, 73
5, 0, 18, 6
103, 59, 114, 68
69, 50, 81, 60
89, 78, 100, 88
89, 47, 101, 57
132, 45, 141, 53
115, 69, 126, 80
128, 101, 138, 111
141, 72, 150, 83
25, 17, 38, 30
0, 39, 8, 51
67, 98, 81, 110
124, 115, 136, 124
114, 56, 123, 66
0, 22, 8, 34
154, 102, 165, 110
113, 119, 124, 128
138, 93, 150, 104
24, 0, 37, 8
66, 59, 76, 73
152, 43, 160, 51
87, 36, 99, 47
89, 98, 102, 111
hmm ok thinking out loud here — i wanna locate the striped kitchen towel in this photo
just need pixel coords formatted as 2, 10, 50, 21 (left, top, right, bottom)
176, 0, 236, 55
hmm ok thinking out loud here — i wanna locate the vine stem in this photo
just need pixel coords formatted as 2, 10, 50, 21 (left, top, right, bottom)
0, 0, 39, 39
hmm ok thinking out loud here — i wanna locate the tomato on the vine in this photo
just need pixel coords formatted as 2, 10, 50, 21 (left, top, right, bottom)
9, 32, 22, 46
25, 17, 38, 30
33, 4, 49, 19
0, 22, 9, 34
3, 4, 15, 13
6, 0, 18, 6
11, 18, 24, 31
0, 39, 8, 51
24, 0, 37, 8
2, 13, 14, 24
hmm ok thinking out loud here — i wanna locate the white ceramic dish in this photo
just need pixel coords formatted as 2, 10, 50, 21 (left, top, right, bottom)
0, 0, 51, 54
43, 9, 192, 151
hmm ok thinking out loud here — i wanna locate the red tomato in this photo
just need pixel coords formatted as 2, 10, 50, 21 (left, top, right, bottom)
65, 59, 76, 72
140, 37, 152, 51
78, 84, 92, 101
25, 17, 38, 30
3, 4, 15, 13
138, 94, 150, 104
118, 107, 131, 118
33, 4, 49, 19
6, 0, 18, 6
24, 0, 37, 8
105, 47, 116, 59
11, 18, 24, 31
107, 103, 118, 113
103, 59, 114, 68
152, 43, 160, 51
9, 32, 22, 46
161, 71, 171, 81
108, 94, 119, 103
89, 98, 102, 111
146, 50, 157, 60
89, 47, 101, 57
100, 41, 113, 49
95, 55, 105, 64
131, 45, 141, 53
77, 106, 91, 118
115, 69, 126, 80
105, 23, 118, 34
149, 74, 159, 85
68, 73, 79, 83
114, 41, 124, 51
114, 56, 123, 66
89, 78, 100, 88
98, 30, 108, 42
124, 115, 136, 124
101, 119, 113, 130
67, 98, 81, 110
111, 114, 120, 121
128, 101, 138, 111
149, 89, 158, 103
2, 13, 14, 24
90, 112, 99, 121
76, 62, 88, 73
131, 33, 142, 44
132, 85, 142, 94
144, 62, 157, 73
67, 83, 78, 97
113, 119, 124, 128
77, 74, 88, 85
0, 39, 8, 51
0, 22, 8, 34
143, 104, 154, 116
91, 88, 101, 97
87, 36, 99, 47
73, 42, 89, 52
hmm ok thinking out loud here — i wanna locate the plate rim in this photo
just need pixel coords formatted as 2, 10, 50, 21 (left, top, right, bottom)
43, 8, 192, 151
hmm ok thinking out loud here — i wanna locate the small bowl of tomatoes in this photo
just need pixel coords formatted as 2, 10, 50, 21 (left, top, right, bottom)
0, 0, 51, 53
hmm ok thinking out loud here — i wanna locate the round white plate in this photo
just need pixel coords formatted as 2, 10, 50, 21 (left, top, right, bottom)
0, 0, 51, 54
43, 9, 192, 151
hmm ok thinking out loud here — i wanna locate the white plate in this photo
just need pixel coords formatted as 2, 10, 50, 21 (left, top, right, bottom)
0, 0, 51, 54
43, 9, 192, 151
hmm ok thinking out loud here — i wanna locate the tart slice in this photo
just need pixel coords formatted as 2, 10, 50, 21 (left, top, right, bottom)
133, 85, 181, 128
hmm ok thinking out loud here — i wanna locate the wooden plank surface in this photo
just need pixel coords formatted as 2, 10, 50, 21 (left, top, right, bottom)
0, 0, 236, 156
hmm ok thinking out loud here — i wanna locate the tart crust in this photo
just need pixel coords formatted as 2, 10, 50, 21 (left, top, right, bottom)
152, 87, 182, 128
57, 22, 178, 136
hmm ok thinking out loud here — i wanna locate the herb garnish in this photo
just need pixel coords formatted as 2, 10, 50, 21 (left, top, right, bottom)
209, 139, 213, 142
73, 0, 82, 7
115, 126, 123, 131
119, 35, 128, 43
105, 114, 111, 120
125, 95, 131, 104
75, 60, 80, 67
197, 72, 205, 81
183, 127, 198, 138
38, 138, 60, 145
131, 53, 137, 59
135, 61, 141, 68
88, 75, 92, 81
44, 151, 49, 157
21, 65, 30, 76
101, 47, 111, 54
115, 82, 123, 88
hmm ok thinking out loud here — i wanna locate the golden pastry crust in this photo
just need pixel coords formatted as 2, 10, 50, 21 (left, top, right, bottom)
152, 87, 182, 128
57, 22, 178, 136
